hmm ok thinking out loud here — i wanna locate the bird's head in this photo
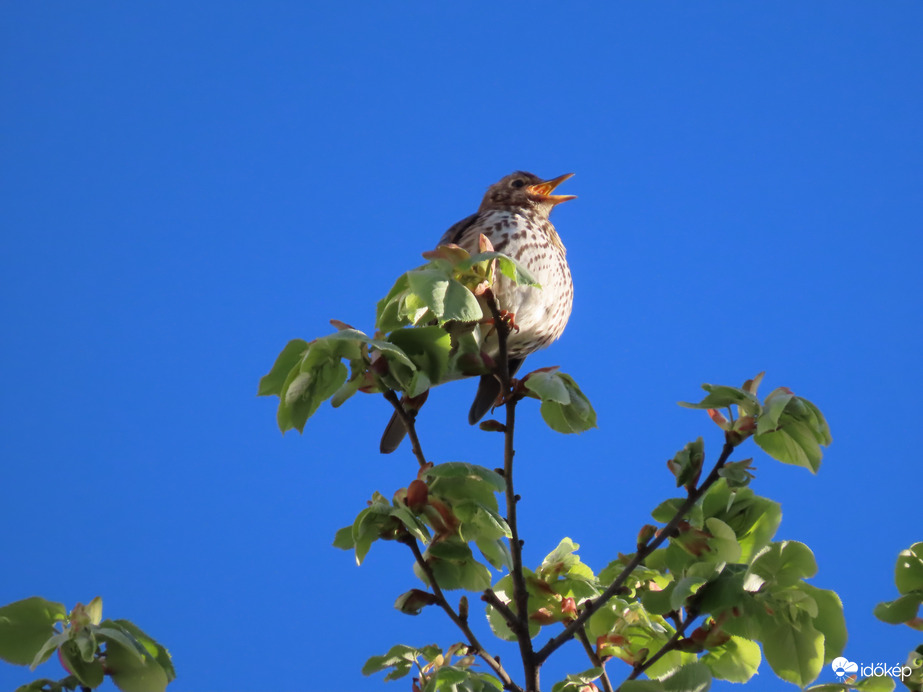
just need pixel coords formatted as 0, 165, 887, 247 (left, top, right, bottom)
478, 171, 576, 215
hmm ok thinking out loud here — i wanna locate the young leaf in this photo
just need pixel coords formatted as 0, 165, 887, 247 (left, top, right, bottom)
257, 339, 309, 397
462, 251, 541, 288
749, 541, 818, 587
523, 371, 597, 434
679, 383, 761, 416
895, 543, 923, 595
0, 597, 67, 666
761, 619, 824, 687
874, 593, 922, 624
700, 635, 761, 683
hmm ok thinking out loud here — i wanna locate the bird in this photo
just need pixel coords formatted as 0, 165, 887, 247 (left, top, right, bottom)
379, 171, 575, 454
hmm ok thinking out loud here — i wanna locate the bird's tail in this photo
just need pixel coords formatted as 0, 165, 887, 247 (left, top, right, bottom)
379, 410, 408, 454
467, 357, 525, 424
379, 390, 429, 454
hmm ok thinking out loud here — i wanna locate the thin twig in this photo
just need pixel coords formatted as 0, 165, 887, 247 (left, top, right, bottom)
575, 626, 614, 692
484, 293, 539, 692
403, 536, 522, 692
482, 589, 521, 635
625, 609, 698, 682
383, 389, 428, 469
535, 441, 736, 665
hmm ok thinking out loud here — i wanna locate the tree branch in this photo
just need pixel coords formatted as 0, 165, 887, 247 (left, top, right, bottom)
383, 389, 428, 469
625, 609, 699, 683
482, 589, 522, 636
575, 626, 614, 692
403, 536, 521, 692
535, 441, 736, 665
484, 292, 539, 691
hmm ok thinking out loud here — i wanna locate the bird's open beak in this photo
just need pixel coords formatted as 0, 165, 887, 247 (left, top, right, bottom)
528, 173, 576, 205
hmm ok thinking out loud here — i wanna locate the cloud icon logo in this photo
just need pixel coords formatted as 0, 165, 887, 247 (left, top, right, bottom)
831, 657, 858, 677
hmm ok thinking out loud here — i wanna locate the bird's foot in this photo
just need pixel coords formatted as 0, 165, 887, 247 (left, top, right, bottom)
496, 310, 521, 333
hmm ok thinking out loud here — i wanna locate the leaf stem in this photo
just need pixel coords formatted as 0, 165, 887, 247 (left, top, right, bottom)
535, 441, 735, 665
403, 536, 521, 692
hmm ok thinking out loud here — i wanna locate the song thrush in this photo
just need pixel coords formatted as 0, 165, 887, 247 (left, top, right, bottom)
379, 171, 575, 454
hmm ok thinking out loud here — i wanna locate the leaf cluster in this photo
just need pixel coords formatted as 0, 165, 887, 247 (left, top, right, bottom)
0, 596, 174, 692
680, 372, 832, 472
334, 463, 512, 593
874, 543, 923, 691
363, 643, 502, 692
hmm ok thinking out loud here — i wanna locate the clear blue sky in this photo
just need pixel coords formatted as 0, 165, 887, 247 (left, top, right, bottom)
2, 3, 921, 691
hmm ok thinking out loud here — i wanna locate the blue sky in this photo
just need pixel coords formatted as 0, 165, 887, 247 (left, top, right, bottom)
2, 3, 921, 691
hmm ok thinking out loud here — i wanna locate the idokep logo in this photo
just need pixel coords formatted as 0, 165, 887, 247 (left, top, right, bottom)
831, 656, 913, 681
831, 657, 858, 677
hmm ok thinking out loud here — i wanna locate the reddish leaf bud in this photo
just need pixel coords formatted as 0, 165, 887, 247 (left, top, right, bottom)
529, 607, 557, 625
329, 319, 356, 331
406, 480, 429, 512
637, 524, 657, 549
707, 408, 730, 430
479, 419, 506, 433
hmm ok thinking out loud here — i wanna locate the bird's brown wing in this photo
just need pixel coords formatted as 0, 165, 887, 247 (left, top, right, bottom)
438, 212, 481, 247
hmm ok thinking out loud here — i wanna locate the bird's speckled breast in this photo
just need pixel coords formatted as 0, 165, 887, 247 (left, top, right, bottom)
452, 209, 573, 357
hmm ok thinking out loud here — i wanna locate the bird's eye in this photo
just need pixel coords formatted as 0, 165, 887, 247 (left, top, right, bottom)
511, 179, 525, 189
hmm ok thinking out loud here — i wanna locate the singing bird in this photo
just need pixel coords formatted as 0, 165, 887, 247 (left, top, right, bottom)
379, 171, 576, 454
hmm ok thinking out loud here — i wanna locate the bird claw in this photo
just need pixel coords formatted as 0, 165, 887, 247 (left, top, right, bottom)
483, 310, 521, 333
498, 310, 521, 333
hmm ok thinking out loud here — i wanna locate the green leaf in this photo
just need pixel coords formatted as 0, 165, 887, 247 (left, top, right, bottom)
701, 482, 781, 563
679, 384, 761, 416
704, 517, 742, 564
0, 597, 67, 666
754, 422, 823, 472
426, 462, 504, 492
622, 662, 712, 692
701, 635, 761, 683
58, 639, 104, 688
523, 371, 597, 434
762, 619, 824, 687
475, 537, 512, 570
107, 620, 175, 684
284, 361, 348, 432
406, 269, 483, 324
29, 631, 69, 671
895, 543, 923, 595
803, 585, 847, 663
550, 667, 603, 692
463, 251, 541, 288
749, 541, 818, 587
754, 392, 831, 472
671, 576, 708, 611
668, 438, 705, 488
332, 525, 355, 550
257, 339, 308, 396
855, 674, 898, 691
363, 644, 438, 681
523, 369, 570, 404
15, 678, 82, 692
661, 661, 712, 692
756, 387, 795, 435
387, 327, 451, 384
874, 593, 922, 624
